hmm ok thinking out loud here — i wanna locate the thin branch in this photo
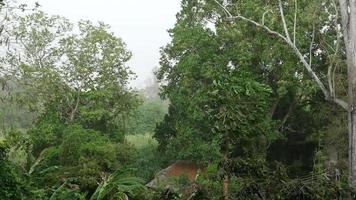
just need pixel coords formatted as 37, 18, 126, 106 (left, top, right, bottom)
279, 0, 292, 42
69, 88, 80, 122
214, 0, 233, 18
214, 0, 349, 110
293, 0, 298, 45
230, 15, 289, 43
332, 60, 338, 97
328, 40, 340, 96
280, 102, 294, 131
328, 0, 341, 98
214, 0, 288, 41
309, 25, 315, 67
335, 97, 349, 110
262, 10, 270, 26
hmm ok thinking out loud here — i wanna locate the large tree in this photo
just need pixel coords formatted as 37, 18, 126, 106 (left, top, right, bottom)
1, 11, 136, 124
208, 0, 356, 187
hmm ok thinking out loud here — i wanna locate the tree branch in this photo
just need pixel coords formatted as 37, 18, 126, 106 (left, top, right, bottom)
279, 0, 292, 42
214, 0, 349, 110
309, 25, 315, 67
293, 0, 298, 45
214, 0, 289, 42
328, 0, 341, 98
338, 0, 350, 41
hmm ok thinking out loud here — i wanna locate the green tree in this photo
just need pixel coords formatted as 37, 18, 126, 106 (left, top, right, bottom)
2, 11, 137, 125
0, 10, 141, 198
211, 0, 356, 186
155, 5, 280, 198
154, 0, 352, 198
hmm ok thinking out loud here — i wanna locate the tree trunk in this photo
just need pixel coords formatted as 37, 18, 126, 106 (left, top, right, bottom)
223, 138, 229, 200
349, 111, 356, 187
339, 0, 356, 187
223, 173, 229, 200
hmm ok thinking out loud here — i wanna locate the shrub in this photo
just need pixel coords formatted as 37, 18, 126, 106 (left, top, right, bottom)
0, 142, 29, 200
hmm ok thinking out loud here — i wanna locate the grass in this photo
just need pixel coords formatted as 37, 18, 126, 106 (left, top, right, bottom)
126, 133, 158, 149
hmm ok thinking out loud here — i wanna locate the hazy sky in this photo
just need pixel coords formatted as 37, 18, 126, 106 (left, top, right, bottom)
26, 0, 181, 88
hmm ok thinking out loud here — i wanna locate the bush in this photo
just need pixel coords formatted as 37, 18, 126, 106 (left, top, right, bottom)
28, 111, 64, 157
0, 142, 29, 200
196, 158, 354, 200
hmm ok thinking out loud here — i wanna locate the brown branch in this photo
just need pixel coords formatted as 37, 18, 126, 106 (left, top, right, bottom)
280, 102, 294, 131
270, 97, 280, 118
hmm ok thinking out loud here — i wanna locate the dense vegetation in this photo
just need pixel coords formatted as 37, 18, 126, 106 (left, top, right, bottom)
1, 0, 356, 199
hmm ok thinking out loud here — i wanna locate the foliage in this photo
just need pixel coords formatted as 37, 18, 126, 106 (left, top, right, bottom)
90, 170, 146, 200
49, 183, 85, 200
153, 0, 351, 199
127, 99, 167, 135
3, 11, 138, 127
0, 9, 141, 199
155, 0, 278, 165
126, 133, 167, 181
0, 142, 29, 200
126, 133, 158, 149
0, 0, 352, 199
197, 159, 353, 200
28, 122, 136, 194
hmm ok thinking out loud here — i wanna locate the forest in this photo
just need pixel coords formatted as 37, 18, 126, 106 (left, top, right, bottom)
1, 0, 356, 199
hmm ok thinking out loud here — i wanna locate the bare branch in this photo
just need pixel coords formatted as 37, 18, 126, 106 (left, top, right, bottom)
293, 0, 298, 45
214, 0, 288, 42
214, 0, 349, 110
339, 0, 350, 41
335, 97, 349, 110
309, 25, 315, 67
327, 0, 341, 97
231, 15, 289, 42
262, 10, 270, 26
279, 0, 292, 42
214, 0, 233, 18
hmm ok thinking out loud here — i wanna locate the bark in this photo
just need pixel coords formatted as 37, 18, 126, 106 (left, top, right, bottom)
223, 173, 229, 200
69, 90, 80, 122
223, 138, 229, 200
339, 0, 356, 187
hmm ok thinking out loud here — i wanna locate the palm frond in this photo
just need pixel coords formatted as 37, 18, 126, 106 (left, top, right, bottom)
90, 170, 146, 200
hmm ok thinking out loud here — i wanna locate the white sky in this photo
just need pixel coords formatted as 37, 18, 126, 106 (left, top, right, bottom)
25, 0, 181, 88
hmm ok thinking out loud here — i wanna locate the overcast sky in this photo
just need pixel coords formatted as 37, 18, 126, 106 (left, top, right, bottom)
26, 0, 181, 88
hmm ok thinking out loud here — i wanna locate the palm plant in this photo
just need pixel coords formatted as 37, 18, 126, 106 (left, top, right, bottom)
90, 170, 146, 200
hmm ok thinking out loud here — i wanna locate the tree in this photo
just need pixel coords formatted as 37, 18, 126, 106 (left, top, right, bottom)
155, 6, 280, 198
0, 10, 142, 198
210, 0, 356, 187
2, 11, 136, 123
